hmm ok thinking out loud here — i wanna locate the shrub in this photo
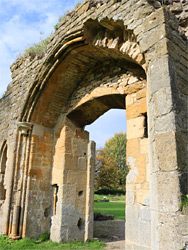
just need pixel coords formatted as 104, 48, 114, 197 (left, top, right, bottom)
95, 188, 125, 196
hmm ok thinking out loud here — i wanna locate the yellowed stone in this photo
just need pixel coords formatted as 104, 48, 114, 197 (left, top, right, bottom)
127, 139, 139, 157
126, 103, 140, 119
124, 81, 145, 95
136, 89, 146, 100
126, 94, 136, 106
135, 155, 146, 183
140, 97, 147, 114
127, 116, 145, 140
146, 163, 149, 182
51, 168, 64, 185
139, 138, 148, 154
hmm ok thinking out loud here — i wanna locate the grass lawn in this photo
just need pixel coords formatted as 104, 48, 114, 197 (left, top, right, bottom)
0, 235, 106, 250
94, 194, 125, 202
94, 201, 125, 220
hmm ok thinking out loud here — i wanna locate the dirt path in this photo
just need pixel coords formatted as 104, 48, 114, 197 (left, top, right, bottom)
93, 220, 125, 250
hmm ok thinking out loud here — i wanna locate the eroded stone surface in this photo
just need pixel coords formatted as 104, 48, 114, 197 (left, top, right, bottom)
0, 1, 187, 250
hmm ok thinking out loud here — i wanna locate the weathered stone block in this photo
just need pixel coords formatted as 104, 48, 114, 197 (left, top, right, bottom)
140, 138, 148, 155
155, 132, 177, 171
136, 89, 146, 100
157, 213, 183, 250
153, 171, 181, 213
155, 111, 176, 133
155, 37, 168, 58
136, 189, 150, 206
126, 103, 140, 119
78, 156, 87, 171
139, 205, 151, 222
138, 220, 151, 247
127, 116, 145, 140
126, 93, 136, 106
127, 138, 139, 156
148, 55, 176, 95
126, 204, 139, 243
135, 155, 146, 183
153, 87, 173, 117
134, 8, 166, 36
126, 184, 136, 205
127, 154, 146, 184
139, 24, 166, 52
140, 97, 147, 114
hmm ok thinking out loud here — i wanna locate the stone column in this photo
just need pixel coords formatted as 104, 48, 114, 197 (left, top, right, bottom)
134, 8, 187, 249
9, 122, 32, 239
84, 141, 95, 241
148, 54, 181, 250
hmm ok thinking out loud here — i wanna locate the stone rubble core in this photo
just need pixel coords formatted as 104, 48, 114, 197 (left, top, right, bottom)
0, 0, 187, 250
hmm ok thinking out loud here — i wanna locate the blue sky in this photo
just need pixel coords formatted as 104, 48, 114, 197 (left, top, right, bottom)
86, 109, 127, 148
0, 0, 127, 148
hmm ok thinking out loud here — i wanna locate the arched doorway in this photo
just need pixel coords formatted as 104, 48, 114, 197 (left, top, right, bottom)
1, 2, 186, 249
6, 16, 148, 250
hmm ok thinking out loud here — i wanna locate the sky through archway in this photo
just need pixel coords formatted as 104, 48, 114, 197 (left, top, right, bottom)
85, 109, 127, 149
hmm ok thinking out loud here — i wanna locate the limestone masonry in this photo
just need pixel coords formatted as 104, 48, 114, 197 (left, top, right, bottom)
0, 0, 187, 249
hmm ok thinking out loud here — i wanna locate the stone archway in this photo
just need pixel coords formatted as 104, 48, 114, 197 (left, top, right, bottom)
0, 1, 187, 250
32, 71, 147, 247
9, 16, 149, 247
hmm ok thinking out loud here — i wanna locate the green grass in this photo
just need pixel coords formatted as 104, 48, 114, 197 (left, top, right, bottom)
24, 37, 49, 57
94, 201, 125, 220
0, 235, 106, 250
94, 194, 125, 201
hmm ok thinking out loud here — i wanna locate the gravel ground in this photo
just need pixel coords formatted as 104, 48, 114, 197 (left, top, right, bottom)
93, 220, 125, 250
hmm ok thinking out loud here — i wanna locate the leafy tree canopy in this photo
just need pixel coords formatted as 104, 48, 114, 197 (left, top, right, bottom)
95, 132, 128, 191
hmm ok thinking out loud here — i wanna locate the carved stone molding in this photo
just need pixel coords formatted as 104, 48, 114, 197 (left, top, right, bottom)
17, 122, 33, 135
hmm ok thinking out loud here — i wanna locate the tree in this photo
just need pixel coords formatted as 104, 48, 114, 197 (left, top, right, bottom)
95, 132, 128, 191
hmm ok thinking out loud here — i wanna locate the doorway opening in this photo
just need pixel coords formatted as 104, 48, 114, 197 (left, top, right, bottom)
86, 109, 127, 249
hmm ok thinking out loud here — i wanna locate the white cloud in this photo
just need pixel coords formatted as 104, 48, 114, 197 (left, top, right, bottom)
0, 0, 80, 97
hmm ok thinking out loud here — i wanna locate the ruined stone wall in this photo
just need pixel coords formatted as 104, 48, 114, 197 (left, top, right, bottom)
22, 124, 54, 238
0, 0, 187, 130
0, 0, 187, 249
0, 54, 46, 234
1, 0, 186, 131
